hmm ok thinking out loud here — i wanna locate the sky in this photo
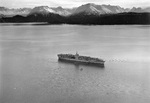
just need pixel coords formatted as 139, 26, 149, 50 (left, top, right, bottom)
1, 0, 150, 8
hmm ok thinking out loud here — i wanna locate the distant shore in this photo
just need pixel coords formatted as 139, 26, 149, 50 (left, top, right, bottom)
1, 12, 150, 25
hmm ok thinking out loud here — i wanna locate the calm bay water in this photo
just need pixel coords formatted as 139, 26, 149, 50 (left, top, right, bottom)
0, 24, 150, 103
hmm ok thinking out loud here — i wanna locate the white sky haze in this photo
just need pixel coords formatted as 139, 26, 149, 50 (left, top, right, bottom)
1, 0, 150, 8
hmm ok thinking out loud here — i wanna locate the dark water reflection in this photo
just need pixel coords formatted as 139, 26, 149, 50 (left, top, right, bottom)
0, 24, 150, 103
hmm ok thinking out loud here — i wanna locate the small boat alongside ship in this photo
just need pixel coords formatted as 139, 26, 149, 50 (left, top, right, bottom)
57, 52, 105, 66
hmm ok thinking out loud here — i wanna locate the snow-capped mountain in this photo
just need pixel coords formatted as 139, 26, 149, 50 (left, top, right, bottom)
73, 3, 100, 14
65, 8, 77, 14
130, 7, 144, 12
0, 3, 150, 17
29, 6, 74, 16
0, 7, 31, 16
73, 3, 126, 15
100, 4, 127, 13
51, 6, 71, 16
130, 7, 150, 12
29, 6, 55, 15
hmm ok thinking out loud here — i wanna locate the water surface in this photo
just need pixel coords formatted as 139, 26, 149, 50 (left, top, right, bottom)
0, 24, 150, 103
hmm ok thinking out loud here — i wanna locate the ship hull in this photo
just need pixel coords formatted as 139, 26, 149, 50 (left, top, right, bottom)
58, 57, 105, 66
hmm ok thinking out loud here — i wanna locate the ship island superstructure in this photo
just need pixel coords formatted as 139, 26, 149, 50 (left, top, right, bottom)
58, 52, 105, 66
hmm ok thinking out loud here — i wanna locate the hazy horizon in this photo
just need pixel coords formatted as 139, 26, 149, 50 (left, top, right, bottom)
1, 0, 150, 9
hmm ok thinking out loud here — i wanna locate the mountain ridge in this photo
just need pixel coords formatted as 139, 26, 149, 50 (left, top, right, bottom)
0, 3, 150, 17
0, 3, 150, 25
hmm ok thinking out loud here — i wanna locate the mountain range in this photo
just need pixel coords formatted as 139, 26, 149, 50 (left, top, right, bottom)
0, 3, 150, 17
0, 3, 150, 24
